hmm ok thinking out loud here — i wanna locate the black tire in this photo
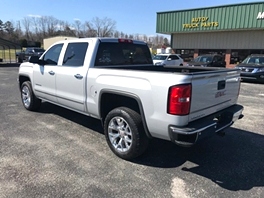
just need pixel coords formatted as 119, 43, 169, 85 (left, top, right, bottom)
180, 64, 183, 66
20, 81, 41, 111
104, 107, 149, 160
18, 57, 23, 63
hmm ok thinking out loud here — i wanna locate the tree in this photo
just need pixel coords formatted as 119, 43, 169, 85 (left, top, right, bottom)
3, 21, 15, 40
14, 21, 23, 41
0, 20, 4, 36
22, 17, 31, 40
92, 17, 116, 37
113, 30, 120, 38
84, 21, 97, 37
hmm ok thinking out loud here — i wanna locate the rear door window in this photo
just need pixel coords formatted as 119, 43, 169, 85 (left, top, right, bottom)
95, 42, 152, 66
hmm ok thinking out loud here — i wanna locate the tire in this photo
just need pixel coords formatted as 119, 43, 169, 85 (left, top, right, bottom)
180, 64, 183, 66
20, 81, 41, 111
18, 57, 23, 63
104, 107, 149, 160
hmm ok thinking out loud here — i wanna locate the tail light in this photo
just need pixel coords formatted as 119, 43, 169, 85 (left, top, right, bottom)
118, 38, 133, 43
167, 84, 191, 115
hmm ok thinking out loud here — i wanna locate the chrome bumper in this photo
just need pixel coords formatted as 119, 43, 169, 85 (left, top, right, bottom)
168, 104, 244, 146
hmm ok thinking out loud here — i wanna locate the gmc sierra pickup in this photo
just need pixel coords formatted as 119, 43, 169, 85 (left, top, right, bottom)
18, 38, 244, 160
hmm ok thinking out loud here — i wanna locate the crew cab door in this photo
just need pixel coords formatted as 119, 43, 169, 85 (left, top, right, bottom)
55, 42, 89, 112
33, 43, 63, 102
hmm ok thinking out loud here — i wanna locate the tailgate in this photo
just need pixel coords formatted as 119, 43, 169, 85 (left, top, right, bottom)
189, 69, 241, 122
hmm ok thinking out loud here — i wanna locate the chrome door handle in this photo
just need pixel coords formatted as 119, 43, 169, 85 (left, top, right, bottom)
49, 71, 55, 75
74, 74, 83, 79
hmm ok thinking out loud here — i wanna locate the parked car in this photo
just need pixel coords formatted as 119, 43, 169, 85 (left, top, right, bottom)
187, 54, 226, 67
235, 54, 264, 83
153, 53, 184, 66
18, 47, 45, 63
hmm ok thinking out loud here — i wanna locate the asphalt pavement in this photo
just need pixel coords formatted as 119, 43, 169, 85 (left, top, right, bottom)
0, 64, 263, 198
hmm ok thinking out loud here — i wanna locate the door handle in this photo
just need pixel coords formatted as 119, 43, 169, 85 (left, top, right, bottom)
74, 74, 83, 79
49, 71, 55, 75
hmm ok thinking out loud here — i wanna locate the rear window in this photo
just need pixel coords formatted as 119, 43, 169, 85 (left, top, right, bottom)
95, 42, 153, 66
153, 55, 168, 60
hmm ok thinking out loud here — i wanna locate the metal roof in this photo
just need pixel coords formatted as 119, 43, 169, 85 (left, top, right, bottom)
156, 2, 264, 34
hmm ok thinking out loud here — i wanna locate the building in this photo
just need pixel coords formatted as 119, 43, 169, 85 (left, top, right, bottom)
43, 36, 77, 50
156, 2, 264, 67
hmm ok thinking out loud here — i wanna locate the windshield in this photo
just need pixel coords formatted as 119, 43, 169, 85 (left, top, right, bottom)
153, 55, 168, 60
242, 56, 264, 64
34, 49, 45, 53
193, 56, 213, 63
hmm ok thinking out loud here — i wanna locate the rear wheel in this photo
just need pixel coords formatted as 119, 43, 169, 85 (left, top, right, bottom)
20, 81, 41, 111
104, 107, 149, 160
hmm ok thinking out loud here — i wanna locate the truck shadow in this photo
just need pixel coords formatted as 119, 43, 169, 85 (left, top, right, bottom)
0, 63, 20, 67
39, 102, 104, 133
136, 128, 264, 191
39, 102, 264, 191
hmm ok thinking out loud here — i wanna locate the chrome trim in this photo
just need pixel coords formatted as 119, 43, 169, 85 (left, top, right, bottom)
215, 121, 233, 133
169, 122, 217, 135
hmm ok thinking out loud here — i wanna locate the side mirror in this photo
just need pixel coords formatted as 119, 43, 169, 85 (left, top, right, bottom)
167, 58, 172, 61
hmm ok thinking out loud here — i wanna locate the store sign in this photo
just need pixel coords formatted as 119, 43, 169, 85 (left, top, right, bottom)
257, 12, 264, 19
183, 17, 219, 29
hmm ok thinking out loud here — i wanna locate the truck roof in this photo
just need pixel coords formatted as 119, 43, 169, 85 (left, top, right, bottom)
55, 37, 147, 45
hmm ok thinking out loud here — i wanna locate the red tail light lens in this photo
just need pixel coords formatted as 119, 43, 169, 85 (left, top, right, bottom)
167, 84, 191, 115
118, 38, 133, 43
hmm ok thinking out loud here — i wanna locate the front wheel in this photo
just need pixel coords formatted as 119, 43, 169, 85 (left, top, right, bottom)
20, 81, 41, 111
104, 107, 149, 160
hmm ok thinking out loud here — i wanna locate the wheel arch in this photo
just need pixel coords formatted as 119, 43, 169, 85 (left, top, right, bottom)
99, 90, 152, 138
18, 75, 31, 90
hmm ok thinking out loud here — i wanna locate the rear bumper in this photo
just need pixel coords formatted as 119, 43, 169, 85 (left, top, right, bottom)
168, 104, 244, 146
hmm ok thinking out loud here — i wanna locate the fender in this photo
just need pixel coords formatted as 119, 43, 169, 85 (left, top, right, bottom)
98, 89, 152, 138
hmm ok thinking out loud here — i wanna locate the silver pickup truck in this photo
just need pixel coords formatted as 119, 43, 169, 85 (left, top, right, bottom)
18, 38, 244, 160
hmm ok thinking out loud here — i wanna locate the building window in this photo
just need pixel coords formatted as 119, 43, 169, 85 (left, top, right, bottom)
198, 49, 225, 56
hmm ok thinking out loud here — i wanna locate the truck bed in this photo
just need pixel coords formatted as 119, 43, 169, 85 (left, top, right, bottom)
96, 65, 237, 74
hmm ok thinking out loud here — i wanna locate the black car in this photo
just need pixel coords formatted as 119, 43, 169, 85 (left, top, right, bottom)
187, 54, 226, 67
235, 54, 264, 83
18, 47, 45, 63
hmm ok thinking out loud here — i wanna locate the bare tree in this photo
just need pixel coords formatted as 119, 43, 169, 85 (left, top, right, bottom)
74, 19, 82, 37
113, 30, 120, 38
92, 17, 116, 37
46, 16, 59, 37
120, 31, 125, 38
22, 17, 31, 40
128, 34, 134, 39
84, 21, 97, 37
14, 20, 23, 41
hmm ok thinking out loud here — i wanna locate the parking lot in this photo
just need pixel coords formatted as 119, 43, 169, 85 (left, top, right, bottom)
0, 64, 263, 198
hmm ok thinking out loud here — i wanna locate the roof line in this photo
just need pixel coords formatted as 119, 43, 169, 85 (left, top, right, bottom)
157, 1, 263, 14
